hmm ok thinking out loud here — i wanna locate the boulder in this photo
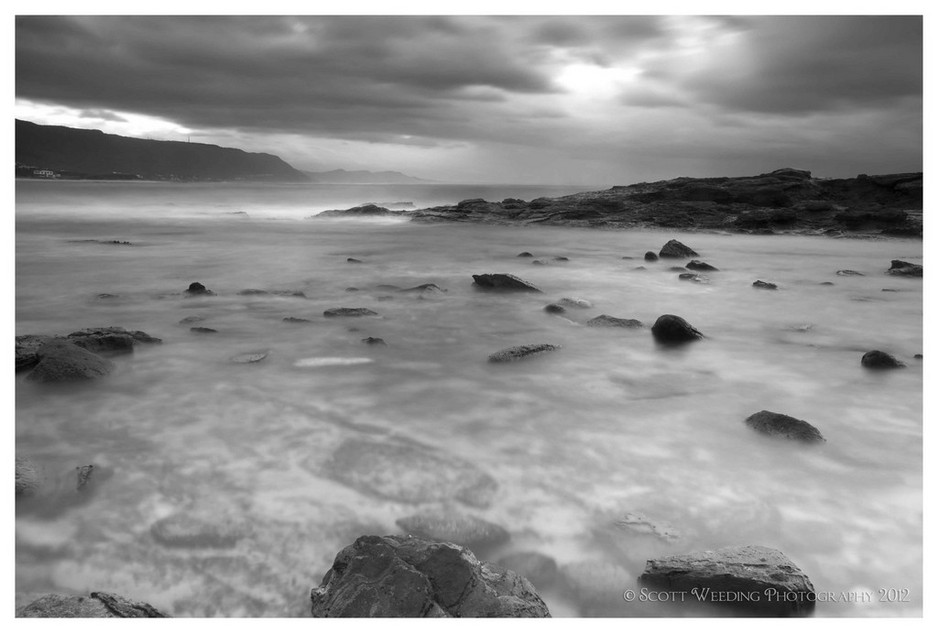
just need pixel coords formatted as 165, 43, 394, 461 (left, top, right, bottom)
310, 535, 550, 617
488, 344, 561, 363
557, 297, 592, 309
543, 304, 566, 314
16, 456, 41, 497
686, 260, 719, 271
678, 272, 709, 283
744, 410, 825, 442
586, 315, 643, 328
651, 315, 703, 344
643, 251, 659, 262
185, 282, 215, 296
17, 592, 169, 618
886, 260, 923, 277
323, 308, 379, 318
25, 340, 114, 383
496, 552, 558, 590
639, 545, 815, 616
150, 511, 245, 549
517, 252, 534, 258
658, 239, 698, 258
752, 280, 778, 290
15, 334, 53, 371
66, 326, 162, 354
324, 438, 497, 508
396, 511, 510, 551
471, 274, 542, 292
861, 350, 906, 369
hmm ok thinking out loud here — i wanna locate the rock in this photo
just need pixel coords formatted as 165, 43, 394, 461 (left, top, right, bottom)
318, 204, 393, 217
836, 270, 864, 276
400, 283, 447, 294
668, 266, 687, 272
17, 592, 169, 618
557, 297, 592, 309
819, 281, 835, 286
887, 260, 922, 277
323, 308, 379, 317
644, 251, 659, 262
517, 252, 534, 258
496, 552, 558, 590
178, 316, 205, 324
238, 289, 269, 295
361, 337, 387, 346
471, 274, 542, 292
325, 438, 497, 508
66, 326, 161, 354
543, 304, 566, 314
488, 344, 561, 363
75, 465, 95, 490
15, 334, 53, 371
633, 266, 646, 271
396, 511, 510, 551
283, 317, 312, 323
310, 535, 550, 617
752, 280, 778, 290
25, 340, 114, 383
614, 511, 681, 542
861, 350, 906, 369
150, 511, 244, 548
744, 410, 825, 442
639, 545, 815, 616
686, 260, 719, 271
185, 282, 215, 295
190, 327, 218, 334
651, 315, 703, 344
553, 256, 569, 262
346, 287, 360, 292
678, 272, 709, 283
914, 354, 923, 359
230, 351, 268, 364
347, 258, 363, 263
658, 239, 698, 258
531, 260, 546, 265
16, 456, 41, 497
586, 315, 643, 328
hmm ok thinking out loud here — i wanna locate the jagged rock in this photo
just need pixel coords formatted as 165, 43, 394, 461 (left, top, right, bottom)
471, 274, 542, 292
323, 307, 379, 317
150, 511, 245, 548
517, 252, 534, 258
361, 337, 387, 346
586, 315, 643, 328
496, 552, 558, 590
651, 315, 703, 344
836, 270, 864, 276
15, 334, 53, 371
543, 304, 566, 314
557, 297, 592, 309
310, 535, 550, 617
16, 456, 41, 496
190, 327, 218, 334
644, 251, 658, 262
185, 282, 215, 296
230, 351, 268, 363
283, 316, 312, 323
25, 340, 114, 383
396, 511, 510, 551
753, 280, 778, 290
324, 438, 497, 508
686, 260, 718, 271
744, 410, 824, 442
17, 592, 169, 618
488, 344, 561, 363
678, 272, 709, 283
861, 350, 906, 369
887, 260, 922, 277
658, 239, 698, 258
66, 326, 161, 355
639, 545, 815, 616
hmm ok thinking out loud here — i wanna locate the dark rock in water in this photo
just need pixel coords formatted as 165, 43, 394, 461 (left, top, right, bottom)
185, 282, 215, 296
230, 351, 268, 364
67, 326, 161, 355
819, 281, 835, 286
361, 337, 387, 346
17, 592, 169, 618
639, 545, 816, 616
96, 293, 119, 300
678, 272, 709, 283
517, 251, 534, 258
400, 283, 447, 294
75, 465, 95, 490
543, 304, 566, 314
15, 334, 53, 371
644, 251, 659, 262
836, 270, 864, 276
25, 340, 114, 383
557, 297, 592, 309
752, 280, 778, 290
914, 354, 923, 359
496, 552, 558, 590
532, 259, 546, 265
16, 456, 41, 497
658, 239, 698, 258
325, 438, 498, 508
238, 289, 269, 295
317, 204, 393, 217
861, 350, 906, 369
310, 535, 550, 617
283, 316, 312, 323
744, 410, 825, 442
395, 511, 510, 551
887, 260, 923, 277
345, 287, 360, 292
686, 260, 719, 271
179, 315, 205, 324
587, 315, 643, 328
362, 201, 415, 210
668, 266, 687, 272
323, 307, 379, 318
488, 344, 561, 363
347, 257, 363, 264
150, 512, 244, 548
190, 327, 218, 334
633, 266, 647, 271
472, 273, 542, 292
651, 314, 703, 344
553, 256, 569, 262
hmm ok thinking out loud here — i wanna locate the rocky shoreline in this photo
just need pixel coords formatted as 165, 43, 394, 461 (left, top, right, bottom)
316, 168, 923, 238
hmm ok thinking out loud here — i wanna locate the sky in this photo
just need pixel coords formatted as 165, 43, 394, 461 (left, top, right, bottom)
14, 11, 924, 185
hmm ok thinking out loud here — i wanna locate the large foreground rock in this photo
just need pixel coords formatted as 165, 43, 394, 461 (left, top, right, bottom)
17, 592, 169, 617
744, 410, 825, 443
471, 274, 542, 292
488, 343, 560, 363
325, 438, 497, 508
309, 535, 550, 617
396, 511, 510, 552
886, 260, 922, 277
25, 340, 115, 383
658, 239, 698, 258
15, 334, 53, 371
650, 314, 703, 344
639, 545, 815, 616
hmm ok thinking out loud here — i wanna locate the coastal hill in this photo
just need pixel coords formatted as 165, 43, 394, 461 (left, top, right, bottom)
404, 168, 922, 237
15, 119, 308, 182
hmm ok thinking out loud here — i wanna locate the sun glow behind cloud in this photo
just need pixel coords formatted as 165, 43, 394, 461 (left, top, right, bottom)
15, 99, 193, 141
555, 63, 641, 99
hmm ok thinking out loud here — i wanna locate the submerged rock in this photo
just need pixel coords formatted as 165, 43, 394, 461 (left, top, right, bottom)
543, 304, 566, 314
185, 282, 215, 296
553, 256, 569, 262
861, 350, 906, 369
400, 283, 447, 294
586, 315, 643, 328
686, 260, 719, 271
283, 316, 312, 323
557, 297, 592, 309
16, 456, 41, 497
323, 307, 379, 318
531, 260, 546, 265
517, 252, 534, 258
25, 340, 114, 383
178, 315, 205, 324
644, 251, 659, 262
190, 327, 218, 334
66, 326, 162, 354
678, 272, 709, 283
361, 337, 388, 346
886, 260, 923, 277
150, 511, 245, 549
496, 552, 558, 590
651, 315, 703, 344
752, 280, 778, 290
310, 535, 550, 617
836, 270, 864, 277
614, 511, 682, 543
471, 274, 542, 292
744, 410, 825, 442
639, 545, 815, 616
230, 351, 268, 364
658, 239, 698, 258
325, 438, 498, 508
17, 592, 169, 618
347, 257, 363, 263
488, 344, 561, 363
395, 511, 510, 551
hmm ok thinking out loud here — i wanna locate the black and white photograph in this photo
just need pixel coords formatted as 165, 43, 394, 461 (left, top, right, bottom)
11, 3, 926, 620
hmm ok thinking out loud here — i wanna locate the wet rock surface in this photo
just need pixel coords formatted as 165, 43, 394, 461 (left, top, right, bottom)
17, 592, 169, 618
543, 303, 566, 314
395, 510, 510, 552
471, 273, 542, 292
185, 282, 215, 296
686, 260, 718, 271
887, 259, 922, 277
659, 239, 699, 258
744, 410, 825, 442
309, 535, 550, 617
644, 251, 658, 261
861, 350, 906, 369
557, 297, 592, 309
25, 340, 115, 383
586, 315, 643, 328
488, 343, 561, 363
753, 280, 778, 290
651, 314, 703, 344
67, 326, 162, 354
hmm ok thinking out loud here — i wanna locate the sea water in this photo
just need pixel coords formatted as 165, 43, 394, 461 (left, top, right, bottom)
14, 180, 923, 617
